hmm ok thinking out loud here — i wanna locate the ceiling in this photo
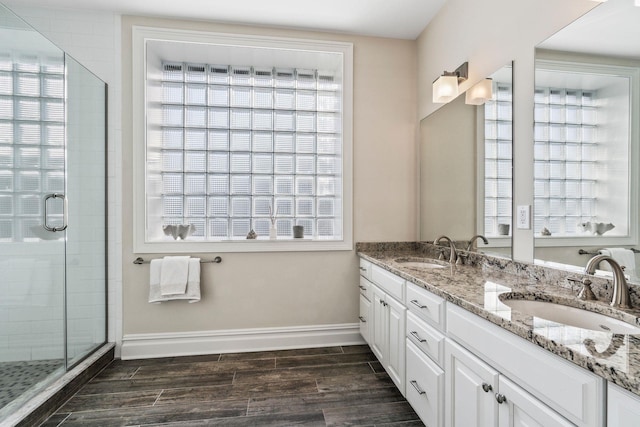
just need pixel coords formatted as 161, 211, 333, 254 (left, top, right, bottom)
8, 0, 448, 40
538, 0, 640, 60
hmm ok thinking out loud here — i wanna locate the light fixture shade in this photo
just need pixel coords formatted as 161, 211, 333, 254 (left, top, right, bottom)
432, 75, 459, 103
465, 78, 493, 105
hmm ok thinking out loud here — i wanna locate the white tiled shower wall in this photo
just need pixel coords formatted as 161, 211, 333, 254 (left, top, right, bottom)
3, 3, 122, 358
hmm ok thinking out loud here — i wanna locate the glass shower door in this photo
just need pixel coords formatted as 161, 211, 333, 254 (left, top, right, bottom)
64, 55, 106, 367
0, 4, 67, 417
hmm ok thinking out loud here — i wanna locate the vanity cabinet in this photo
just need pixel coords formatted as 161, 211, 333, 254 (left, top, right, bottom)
357, 257, 609, 427
361, 264, 406, 395
447, 304, 604, 427
608, 382, 640, 427
371, 283, 406, 394
445, 339, 573, 427
445, 339, 498, 427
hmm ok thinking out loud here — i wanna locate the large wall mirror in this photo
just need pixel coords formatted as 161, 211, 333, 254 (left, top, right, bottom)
533, 0, 640, 281
420, 63, 513, 258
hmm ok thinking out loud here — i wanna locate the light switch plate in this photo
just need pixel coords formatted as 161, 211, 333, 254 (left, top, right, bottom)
517, 205, 531, 229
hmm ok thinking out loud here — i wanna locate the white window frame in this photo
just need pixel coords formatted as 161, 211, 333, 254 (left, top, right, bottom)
533, 59, 640, 248
132, 26, 353, 253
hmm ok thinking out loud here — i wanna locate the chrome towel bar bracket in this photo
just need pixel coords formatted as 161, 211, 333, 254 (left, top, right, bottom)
133, 256, 222, 264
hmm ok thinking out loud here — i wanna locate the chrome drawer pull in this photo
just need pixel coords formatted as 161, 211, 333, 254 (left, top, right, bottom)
359, 316, 366, 323
410, 299, 427, 309
410, 380, 426, 395
482, 382, 493, 393
359, 267, 367, 271
495, 393, 507, 404
359, 285, 367, 290
410, 331, 427, 343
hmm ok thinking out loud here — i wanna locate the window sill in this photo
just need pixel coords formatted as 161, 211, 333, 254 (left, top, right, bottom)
534, 235, 637, 248
134, 238, 353, 254
482, 235, 511, 248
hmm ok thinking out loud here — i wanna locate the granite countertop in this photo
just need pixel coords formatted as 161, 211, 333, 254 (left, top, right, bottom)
357, 243, 640, 397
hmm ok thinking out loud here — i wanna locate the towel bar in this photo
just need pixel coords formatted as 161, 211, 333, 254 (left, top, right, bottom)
578, 248, 640, 255
133, 256, 222, 264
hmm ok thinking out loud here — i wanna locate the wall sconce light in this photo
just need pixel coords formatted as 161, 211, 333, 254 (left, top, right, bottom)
465, 78, 493, 105
432, 62, 468, 103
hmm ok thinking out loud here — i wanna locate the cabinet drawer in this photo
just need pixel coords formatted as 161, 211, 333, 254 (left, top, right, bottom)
358, 276, 372, 301
406, 283, 445, 330
359, 294, 371, 344
406, 310, 444, 366
359, 258, 371, 280
406, 340, 444, 427
447, 304, 604, 427
371, 265, 404, 301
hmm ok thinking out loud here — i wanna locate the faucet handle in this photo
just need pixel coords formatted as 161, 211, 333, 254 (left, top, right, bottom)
577, 278, 597, 301
456, 253, 469, 265
567, 276, 596, 301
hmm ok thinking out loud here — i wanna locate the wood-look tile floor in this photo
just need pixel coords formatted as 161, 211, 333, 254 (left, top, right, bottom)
40, 345, 423, 426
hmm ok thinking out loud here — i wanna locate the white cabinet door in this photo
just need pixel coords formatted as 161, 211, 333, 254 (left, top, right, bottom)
445, 339, 499, 427
371, 285, 387, 362
497, 376, 573, 427
386, 294, 406, 394
608, 382, 640, 427
359, 293, 371, 345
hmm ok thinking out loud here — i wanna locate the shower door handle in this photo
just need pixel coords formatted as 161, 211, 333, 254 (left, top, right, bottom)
43, 193, 68, 232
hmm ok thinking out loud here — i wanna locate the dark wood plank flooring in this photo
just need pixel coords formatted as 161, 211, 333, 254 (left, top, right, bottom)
40, 345, 422, 426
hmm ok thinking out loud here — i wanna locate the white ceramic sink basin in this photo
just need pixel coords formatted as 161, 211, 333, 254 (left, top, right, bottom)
501, 298, 640, 335
395, 259, 446, 269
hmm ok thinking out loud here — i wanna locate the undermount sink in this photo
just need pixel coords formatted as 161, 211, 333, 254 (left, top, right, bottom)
394, 258, 446, 270
499, 297, 640, 335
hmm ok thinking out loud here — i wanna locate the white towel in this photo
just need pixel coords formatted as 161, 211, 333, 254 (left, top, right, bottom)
160, 256, 190, 295
598, 248, 636, 275
149, 258, 201, 303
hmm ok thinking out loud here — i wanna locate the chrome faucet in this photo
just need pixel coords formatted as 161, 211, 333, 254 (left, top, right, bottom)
466, 235, 488, 251
434, 235, 457, 265
584, 255, 632, 309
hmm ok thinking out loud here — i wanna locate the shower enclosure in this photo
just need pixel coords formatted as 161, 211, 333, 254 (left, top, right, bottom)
0, 3, 107, 422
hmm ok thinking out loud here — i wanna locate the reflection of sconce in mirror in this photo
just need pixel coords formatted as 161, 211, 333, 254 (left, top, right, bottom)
432, 61, 468, 103
465, 78, 493, 105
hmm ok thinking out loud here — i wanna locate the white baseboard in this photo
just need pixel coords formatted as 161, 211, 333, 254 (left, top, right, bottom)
120, 323, 365, 360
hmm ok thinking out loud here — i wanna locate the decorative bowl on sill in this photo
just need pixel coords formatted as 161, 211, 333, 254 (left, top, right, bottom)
162, 224, 195, 240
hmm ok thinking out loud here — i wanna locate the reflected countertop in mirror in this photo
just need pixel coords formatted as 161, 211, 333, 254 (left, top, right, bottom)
419, 63, 513, 259
357, 241, 640, 396
532, 0, 640, 281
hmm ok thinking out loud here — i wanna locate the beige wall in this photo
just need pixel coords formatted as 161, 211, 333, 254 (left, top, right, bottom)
121, 16, 418, 335
416, 0, 596, 261
419, 95, 476, 241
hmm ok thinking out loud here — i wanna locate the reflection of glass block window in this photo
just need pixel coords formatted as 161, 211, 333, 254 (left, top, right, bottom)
0, 55, 65, 242
149, 63, 342, 240
484, 82, 513, 237
533, 87, 597, 236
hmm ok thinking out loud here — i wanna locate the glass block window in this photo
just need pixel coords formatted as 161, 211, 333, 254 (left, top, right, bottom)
533, 87, 597, 236
0, 54, 65, 242
484, 82, 513, 237
147, 63, 342, 241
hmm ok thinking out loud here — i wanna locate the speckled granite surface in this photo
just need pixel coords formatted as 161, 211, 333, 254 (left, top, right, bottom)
357, 242, 640, 397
